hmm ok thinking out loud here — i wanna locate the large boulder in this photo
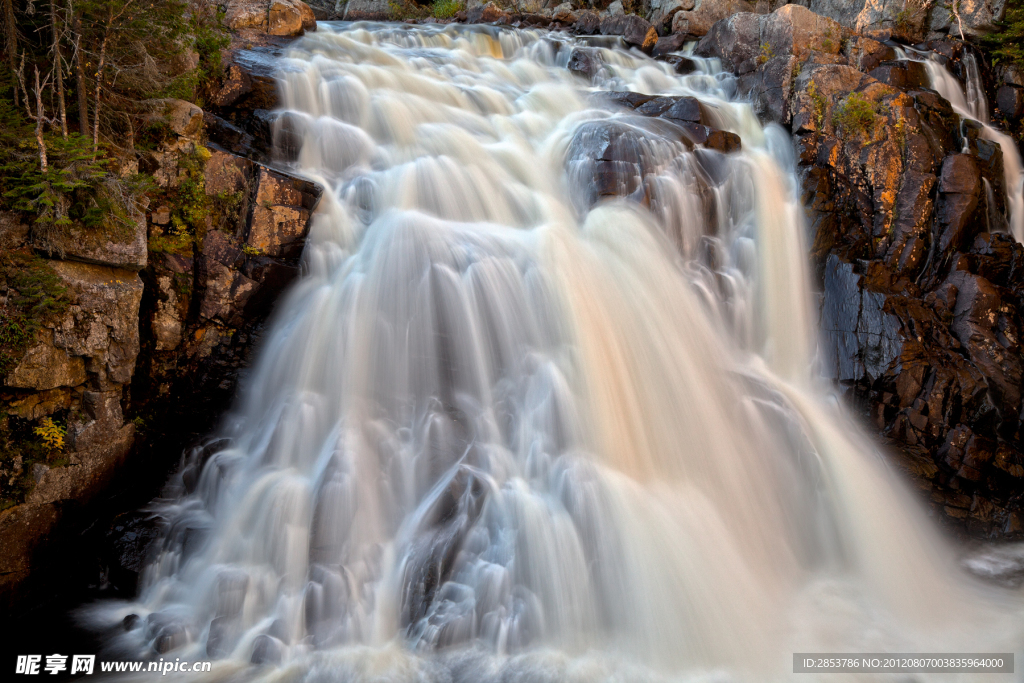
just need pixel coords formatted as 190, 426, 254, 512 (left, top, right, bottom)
671, 0, 755, 39
226, 0, 316, 36
695, 5, 842, 76
929, 0, 1009, 38
601, 14, 658, 53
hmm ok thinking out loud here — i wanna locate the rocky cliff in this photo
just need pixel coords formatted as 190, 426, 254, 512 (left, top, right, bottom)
0, 0, 321, 613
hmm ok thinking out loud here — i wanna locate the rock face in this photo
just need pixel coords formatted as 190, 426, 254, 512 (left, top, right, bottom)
689, 3, 1024, 535
2, 255, 143, 603
0, 81, 321, 610
343, 0, 390, 20
226, 0, 316, 36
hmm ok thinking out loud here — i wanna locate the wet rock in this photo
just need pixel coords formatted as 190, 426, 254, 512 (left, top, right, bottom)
869, 60, 930, 90
935, 154, 982, 258
589, 91, 658, 110
568, 48, 600, 79
883, 169, 935, 276
672, 0, 755, 39
693, 11, 761, 73
123, 614, 141, 631
566, 121, 650, 209
939, 154, 981, 196
664, 54, 699, 74
821, 255, 902, 382
209, 49, 281, 115
738, 54, 798, 125
652, 32, 688, 58
705, 129, 741, 152
996, 85, 1024, 119
401, 466, 487, 629
203, 113, 255, 157
600, 14, 658, 53
244, 166, 321, 259
147, 612, 192, 653
251, 634, 284, 664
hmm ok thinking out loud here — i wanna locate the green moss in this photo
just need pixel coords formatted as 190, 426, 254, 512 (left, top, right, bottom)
432, 0, 463, 18
807, 80, 828, 130
758, 42, 775, 65
148, 228, 195, 256
833, 91, 879, 138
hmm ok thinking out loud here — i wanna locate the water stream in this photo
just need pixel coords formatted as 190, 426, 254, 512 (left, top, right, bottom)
88, 24, 1023, 681
917, 50, 1024, 242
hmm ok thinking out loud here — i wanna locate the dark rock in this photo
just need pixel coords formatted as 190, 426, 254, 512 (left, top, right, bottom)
123, 614, 141, 631
573, 10, 601, 34
568, 48, 600, 80
705, 129, 741, 153
821, 256, 902, 382
600, 14, 658, 53
652, 32, 687, 58
695, 11, 761, 74
664, 54, 699, 74
203, 112, 256, 157
739, 54, 798, 125
588, 91, 658, 110
251, 634, 284, 664
210, 48, 281, 115
996, 85, 1024, 120
868, 60, 930, 90
939, 154, 981, 196
672, 0, 754, 39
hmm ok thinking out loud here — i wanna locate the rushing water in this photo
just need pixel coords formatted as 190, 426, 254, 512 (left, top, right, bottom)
916, 49, 1024, 242
89, 24, 1023, 681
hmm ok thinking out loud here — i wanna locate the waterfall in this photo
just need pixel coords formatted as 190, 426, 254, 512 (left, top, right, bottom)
88, 24, 1023, 681
919, 49, 1024, 242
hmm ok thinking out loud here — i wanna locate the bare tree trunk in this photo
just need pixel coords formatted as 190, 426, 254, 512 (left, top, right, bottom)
92, 31, 108, 156
70, 5, 88, 133
34, 67, 48, 171
17, 52, 32, 119
51, 0, 67, 137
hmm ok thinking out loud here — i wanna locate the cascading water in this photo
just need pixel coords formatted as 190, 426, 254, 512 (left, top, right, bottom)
88, 24, 1024, 681
916, 49, 1024, 242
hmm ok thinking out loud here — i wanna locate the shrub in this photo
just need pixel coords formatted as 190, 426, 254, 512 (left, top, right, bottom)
34, 418, 66, 452
833, 91, 879, 138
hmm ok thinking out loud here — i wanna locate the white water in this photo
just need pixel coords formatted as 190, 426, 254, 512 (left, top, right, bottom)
920, 50, 1024, 242
90, 24, 1023, 681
